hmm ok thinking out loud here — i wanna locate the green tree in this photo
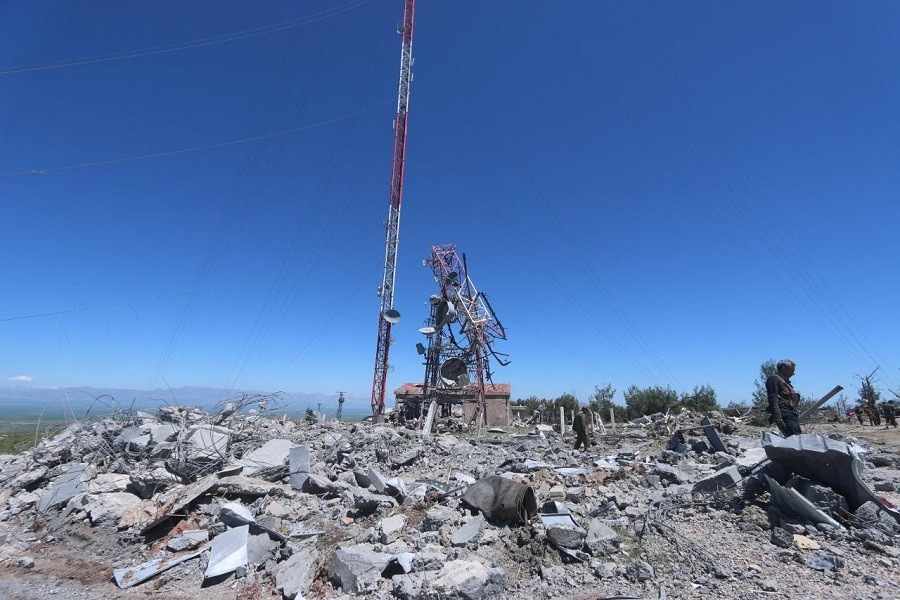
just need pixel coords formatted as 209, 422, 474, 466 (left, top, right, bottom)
624, 385, 678, 417
304, 407, 315, 423
752, 359, 777, 410
552, 393, 579, 424
512, 395, 543, 419
589, 384, 626, 422
679, 384, 719, 413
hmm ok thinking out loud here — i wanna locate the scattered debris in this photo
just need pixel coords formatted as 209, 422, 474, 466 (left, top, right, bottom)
0, 399, 898, 598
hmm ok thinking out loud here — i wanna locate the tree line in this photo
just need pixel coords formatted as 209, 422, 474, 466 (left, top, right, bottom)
512, 382, 720, 423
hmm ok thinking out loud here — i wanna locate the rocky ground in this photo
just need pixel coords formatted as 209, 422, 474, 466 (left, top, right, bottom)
0, 401, 898, 600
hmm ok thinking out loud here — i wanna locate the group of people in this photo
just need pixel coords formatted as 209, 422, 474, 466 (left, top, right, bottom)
567, 358, 893, 451
848, 401, 898, 428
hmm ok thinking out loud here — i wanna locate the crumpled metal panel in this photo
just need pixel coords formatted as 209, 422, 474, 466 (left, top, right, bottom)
205, 524, 249, 578
761, 432, 900, 524
114, 545, 209, 588
764, 475, 841, 527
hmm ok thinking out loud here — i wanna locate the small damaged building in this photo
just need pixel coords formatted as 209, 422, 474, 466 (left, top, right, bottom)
393, 382, 512, 427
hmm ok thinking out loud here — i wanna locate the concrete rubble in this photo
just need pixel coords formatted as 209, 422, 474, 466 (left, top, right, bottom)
0, 399, 898, 599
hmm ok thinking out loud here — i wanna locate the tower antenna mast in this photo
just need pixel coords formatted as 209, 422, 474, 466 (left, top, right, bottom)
371, 0, 416, 417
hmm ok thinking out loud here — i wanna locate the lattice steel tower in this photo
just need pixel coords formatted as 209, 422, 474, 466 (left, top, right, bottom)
371, 0, 416, 416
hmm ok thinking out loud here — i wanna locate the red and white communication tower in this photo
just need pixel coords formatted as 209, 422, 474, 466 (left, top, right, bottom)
371, 0, 416, 416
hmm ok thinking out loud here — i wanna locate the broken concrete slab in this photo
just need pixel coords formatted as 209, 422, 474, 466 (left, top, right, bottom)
692, 465, 741, 493
701, 416, 727, 453
140, 474, 219, 532
426, 560, 507, 600
237, 438, 291, 476
36, 463, 89, 513
167, 529, 209, 552
83, 492, 142, 524
328, 544, 392, 594
585, 519, 621, 556
273, 542, 320, 600
378, 514, 407, 544
451, 514, 485, 546
113, 545, 210, 589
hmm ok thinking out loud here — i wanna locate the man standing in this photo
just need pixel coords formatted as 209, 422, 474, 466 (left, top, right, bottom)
766, 359, 802, 437
881, 401, 897, 428
572, 406, 594, 450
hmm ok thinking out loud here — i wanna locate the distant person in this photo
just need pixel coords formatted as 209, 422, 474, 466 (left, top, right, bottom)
846, 410, 855, 425
881, 401, 897, 428
766, 359, 802, 437
854, 406, 865, 425
572, 406, 594, 450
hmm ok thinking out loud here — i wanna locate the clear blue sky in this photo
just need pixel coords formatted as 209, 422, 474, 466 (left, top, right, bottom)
1, 0, 898, 408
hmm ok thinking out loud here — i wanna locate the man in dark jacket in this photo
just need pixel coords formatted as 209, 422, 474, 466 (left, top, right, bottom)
766, 359, 802, 437
572, 406, 594, 450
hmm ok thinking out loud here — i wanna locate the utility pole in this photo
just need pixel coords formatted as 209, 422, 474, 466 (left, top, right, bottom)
371, 0, 417, 419
336, 391, 346, 421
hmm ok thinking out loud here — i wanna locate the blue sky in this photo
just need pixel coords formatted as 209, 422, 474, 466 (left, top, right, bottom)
1, 0, 898, 409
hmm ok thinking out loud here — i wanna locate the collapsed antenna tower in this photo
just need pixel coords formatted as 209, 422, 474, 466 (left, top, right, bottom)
418, 244, 509, 428
370, 0, 417, 417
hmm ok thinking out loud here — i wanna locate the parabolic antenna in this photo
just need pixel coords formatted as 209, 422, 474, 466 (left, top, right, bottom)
435, 299, 457, 329
439, 357, 469, 388
418, 326, 436, 335
384, 309, 401, 324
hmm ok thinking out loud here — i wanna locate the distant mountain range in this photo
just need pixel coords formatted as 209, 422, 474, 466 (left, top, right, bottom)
0, 385, 372, 420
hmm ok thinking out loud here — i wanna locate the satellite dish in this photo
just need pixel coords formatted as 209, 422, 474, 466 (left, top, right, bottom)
418, 326, 436, 335
429, 295, 442, 306
435, 299, 457, 329
445, 271, 459, 283
384, 309, 401, 324
415, 342, 426, 355
439, 357, 469, 388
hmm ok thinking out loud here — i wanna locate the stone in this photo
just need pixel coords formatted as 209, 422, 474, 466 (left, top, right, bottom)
874, 482, 895, 492
87, 473, 131, 494
735, 447, 769, 474
451, 515, 485, 546
546, 525, 586, 550
378, 514, 407, 544
805, 551, 844, 572
853, 501, 899, 534
36, 463, 89, 513
423, 506, 455, 532
246, 532, 279, 565
428, 560, 507, 600
16, 556, 35, 569
692, 466, 741, 493
83, 492, 142, 524
167, 529, 209, 552
238, 439, 291, 476
585, 519, 620, 556
625, 560, 654, 582
760, 579, 777, 591
593, 561, 617, 578
328, 544, 391, 594
274, 543, 320, 600
770, 527, 793, 549
653, 464, 689, 484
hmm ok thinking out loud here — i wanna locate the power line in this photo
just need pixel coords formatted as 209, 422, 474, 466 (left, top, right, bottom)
0, 0, 373, 76
0, 289, 215, 323
0, 98, 392, 180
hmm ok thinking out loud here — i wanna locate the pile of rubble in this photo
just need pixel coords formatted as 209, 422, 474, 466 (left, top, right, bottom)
0, 399, 898, 599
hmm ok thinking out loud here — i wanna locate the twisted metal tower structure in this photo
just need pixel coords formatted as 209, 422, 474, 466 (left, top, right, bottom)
371, 0, 416, 416
422, 244, 509, 426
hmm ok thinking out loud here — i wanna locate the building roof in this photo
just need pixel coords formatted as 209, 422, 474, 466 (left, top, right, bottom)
394, 382, 511, 398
